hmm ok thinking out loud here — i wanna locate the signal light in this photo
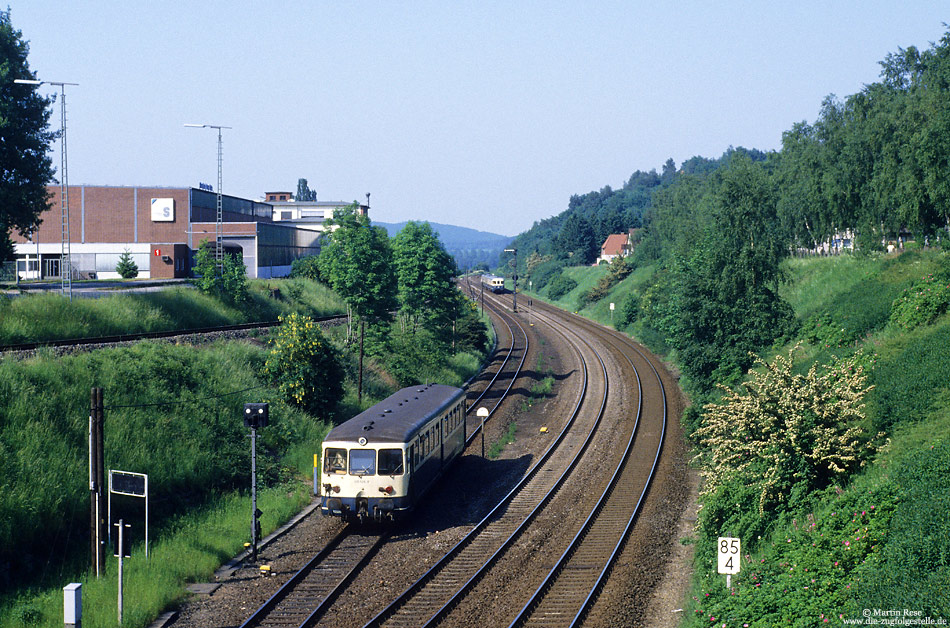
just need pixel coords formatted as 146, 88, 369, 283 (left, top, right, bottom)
244, 403, 269, 428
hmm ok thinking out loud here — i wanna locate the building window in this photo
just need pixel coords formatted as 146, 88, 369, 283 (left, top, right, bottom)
280, 211, 293, 220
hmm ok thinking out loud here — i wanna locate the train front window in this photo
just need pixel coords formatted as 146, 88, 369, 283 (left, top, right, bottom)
378, 449, 404, 476
324, 448, 347, 474
349, 449, 376, 476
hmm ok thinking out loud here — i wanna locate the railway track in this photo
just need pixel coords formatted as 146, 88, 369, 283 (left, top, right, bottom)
360, 294, 609, 628
240, 527, 391, 628
506, 302, 668, 627
236, 291, 532, 628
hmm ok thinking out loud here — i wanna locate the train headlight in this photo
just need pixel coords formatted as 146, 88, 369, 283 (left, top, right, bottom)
379, 486, 394, 495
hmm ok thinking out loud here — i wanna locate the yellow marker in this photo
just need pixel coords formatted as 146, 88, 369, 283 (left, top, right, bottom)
314, 454, 319, 469
539, 426, 548, 433
260, 565, 272, 576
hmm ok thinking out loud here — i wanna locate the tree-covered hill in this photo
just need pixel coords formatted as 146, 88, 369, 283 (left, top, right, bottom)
512, 27, 950, 624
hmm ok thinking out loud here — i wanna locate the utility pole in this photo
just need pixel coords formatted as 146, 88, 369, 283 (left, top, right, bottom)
89, 387, 106, 576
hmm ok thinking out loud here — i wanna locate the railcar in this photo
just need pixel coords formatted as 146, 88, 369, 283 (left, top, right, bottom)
320, 384, 467, 523
481, 273, 506, 293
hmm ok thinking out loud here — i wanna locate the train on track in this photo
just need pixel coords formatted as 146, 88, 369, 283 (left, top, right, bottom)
481, 273, 506, 293
320, 384, 467, 523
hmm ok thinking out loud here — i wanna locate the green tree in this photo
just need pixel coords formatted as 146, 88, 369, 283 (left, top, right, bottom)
289, 255, 321, 281
115, 249, 138, 279
555, 213, 598, 263
317, 205, 397, 401
295, 178, 316, 202
660, 156, 795, 388
391, 221, 458, 340
0, 10, 56, 261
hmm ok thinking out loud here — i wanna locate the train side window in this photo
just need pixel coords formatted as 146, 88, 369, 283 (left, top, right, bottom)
409, 444, 415, 472
378, 448, 404, 475
349, 449, 376, 476
324, 448, 347, 474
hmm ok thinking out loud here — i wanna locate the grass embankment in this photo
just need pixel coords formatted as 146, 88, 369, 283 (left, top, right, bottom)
0, 278, 486, 628
0, 278, 345, 345
525, 250, 950, 624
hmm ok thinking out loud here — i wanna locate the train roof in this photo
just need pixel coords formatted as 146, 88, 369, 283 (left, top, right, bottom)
324, 384, 465, 445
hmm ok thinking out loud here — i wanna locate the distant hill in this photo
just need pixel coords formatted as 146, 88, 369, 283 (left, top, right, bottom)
375, 221, 514, 271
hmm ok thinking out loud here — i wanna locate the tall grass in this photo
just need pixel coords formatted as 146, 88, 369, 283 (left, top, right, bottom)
0, 278, 347, 345
1, 483, 312, 628
0, 340, 330, 598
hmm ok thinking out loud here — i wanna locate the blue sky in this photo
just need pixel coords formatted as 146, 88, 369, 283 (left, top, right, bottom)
12, 2, 949, 236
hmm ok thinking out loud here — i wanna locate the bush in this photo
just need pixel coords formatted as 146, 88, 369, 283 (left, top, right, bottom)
290, 255, 321, 281
888, 272, 950, 330
192, 241, 249, 304
262, 313, 344, 418
547, 274, 577, 300
695, 347, 879, 517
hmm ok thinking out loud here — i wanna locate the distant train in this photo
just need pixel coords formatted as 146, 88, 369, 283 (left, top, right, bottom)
481, 273, 506, 293
320, 384, 467, 523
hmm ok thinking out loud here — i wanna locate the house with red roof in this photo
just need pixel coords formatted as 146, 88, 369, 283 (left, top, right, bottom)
596, 229, 640, 265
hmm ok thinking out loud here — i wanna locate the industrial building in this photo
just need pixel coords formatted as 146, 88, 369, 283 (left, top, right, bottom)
11, 185, 326, 280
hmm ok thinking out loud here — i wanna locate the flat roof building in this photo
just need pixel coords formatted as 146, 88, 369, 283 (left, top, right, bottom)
12, 185, 323, 281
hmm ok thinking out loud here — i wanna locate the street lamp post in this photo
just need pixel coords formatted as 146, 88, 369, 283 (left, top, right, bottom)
185, 123, 231, 275
15, 79, 78, 300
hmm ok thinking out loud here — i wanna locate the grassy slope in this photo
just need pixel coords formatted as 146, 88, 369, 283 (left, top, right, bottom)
0, 278, 346, 345
527, 251, 950, 624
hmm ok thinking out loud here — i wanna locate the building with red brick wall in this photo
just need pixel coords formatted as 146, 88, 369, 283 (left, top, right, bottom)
12, 185, 321, 280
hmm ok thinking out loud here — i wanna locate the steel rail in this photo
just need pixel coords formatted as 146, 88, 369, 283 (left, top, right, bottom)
465, 295, 530, 447
238, 526, 392, 628
362, 297, 607, 628
508, 307, 669, 628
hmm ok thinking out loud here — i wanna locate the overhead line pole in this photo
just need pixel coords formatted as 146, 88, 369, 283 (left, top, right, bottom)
185, 123, 231, 276
15, 79, 78, 299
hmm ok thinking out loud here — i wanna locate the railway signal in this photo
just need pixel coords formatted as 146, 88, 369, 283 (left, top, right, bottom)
244, 403, 270, 562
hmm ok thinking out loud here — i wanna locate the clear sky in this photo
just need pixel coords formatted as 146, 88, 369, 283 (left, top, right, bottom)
11, 2, 949, 236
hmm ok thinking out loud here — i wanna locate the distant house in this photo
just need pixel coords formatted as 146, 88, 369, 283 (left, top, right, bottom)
596, 229, 640, 265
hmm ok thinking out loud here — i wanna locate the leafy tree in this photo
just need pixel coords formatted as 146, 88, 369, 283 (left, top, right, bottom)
317, 205, 397, 401
295, 178, 316, 202
453, 297, 489, 353
657, 156, 795, 388
0, 10, 56, 261
115, 249, 138, 279
262, 312, 344, 417
391, 221, 458, 339
555, 213, 598, 263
